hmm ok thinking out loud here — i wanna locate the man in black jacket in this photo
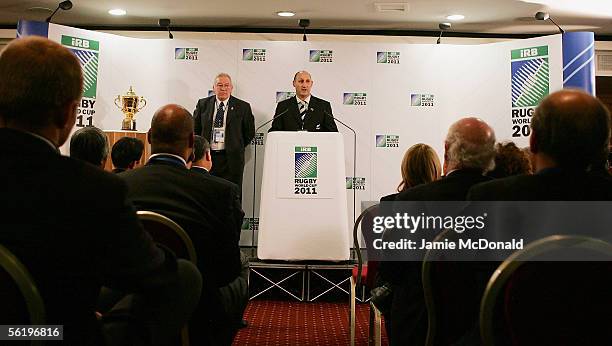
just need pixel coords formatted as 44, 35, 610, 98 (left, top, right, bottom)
121, 104, 246, 345
193, 73, 255, 189
382, 117, 496, 346
270, 70, 338, 132
0, 36, 200, 345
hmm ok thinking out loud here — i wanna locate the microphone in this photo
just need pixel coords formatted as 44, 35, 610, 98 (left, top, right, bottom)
323, 109, 357, 226
257, 107, 290, 133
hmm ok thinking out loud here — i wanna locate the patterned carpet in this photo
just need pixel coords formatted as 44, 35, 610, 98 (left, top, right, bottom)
233, 300, 388, 345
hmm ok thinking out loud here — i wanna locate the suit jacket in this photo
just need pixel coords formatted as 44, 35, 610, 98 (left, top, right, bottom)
468, 168, 612, 244
382, 169, 492, 346
468, 168, 612, 201
395, 169, 492, 202
193, 95, 255, 178
120, 156, 244, 288
0, 129, 174, 345
269, 95, 338, 132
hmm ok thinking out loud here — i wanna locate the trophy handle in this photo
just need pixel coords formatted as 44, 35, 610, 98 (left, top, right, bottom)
137, 97, 147, 111
114, 95, 122, 109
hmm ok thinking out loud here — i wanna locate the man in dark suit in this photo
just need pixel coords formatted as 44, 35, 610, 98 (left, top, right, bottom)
193, 73, 255, 189
111, 136, 144, 173
466, 90, 612, 345
381, 117, 496, 346
121, 105, 247, 345
469, 90, 612, 202
69, 125, 109, 168
0, 36, 200, 345
269, 70, 338, 132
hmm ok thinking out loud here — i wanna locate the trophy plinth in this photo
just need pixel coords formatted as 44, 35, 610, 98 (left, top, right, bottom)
114, 86, 146, 131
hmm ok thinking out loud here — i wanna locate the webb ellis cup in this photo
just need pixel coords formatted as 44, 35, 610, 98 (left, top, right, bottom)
114, 86, 147, 131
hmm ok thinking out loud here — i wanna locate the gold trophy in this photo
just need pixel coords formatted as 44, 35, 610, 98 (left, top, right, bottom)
114, 86, 147, 131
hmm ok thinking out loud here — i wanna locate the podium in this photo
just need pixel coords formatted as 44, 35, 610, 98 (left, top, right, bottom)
257, 131, 350, 261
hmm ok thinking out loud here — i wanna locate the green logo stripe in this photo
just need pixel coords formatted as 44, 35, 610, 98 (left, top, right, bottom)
511, 46, 548, 60
61, 35, 99, 51
514, 60, 549, 107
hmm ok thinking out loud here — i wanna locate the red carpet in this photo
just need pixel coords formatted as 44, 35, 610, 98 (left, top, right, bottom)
233, 300, 388, 345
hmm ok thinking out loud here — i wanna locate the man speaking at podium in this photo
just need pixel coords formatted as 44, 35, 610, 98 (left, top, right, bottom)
270, 70, 338, 132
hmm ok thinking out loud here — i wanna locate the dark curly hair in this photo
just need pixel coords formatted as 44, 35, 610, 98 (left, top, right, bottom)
489, 142, 532, 178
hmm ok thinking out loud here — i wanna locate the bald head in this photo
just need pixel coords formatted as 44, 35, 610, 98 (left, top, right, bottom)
0, 36, 83, 146
445, 117, 496, 173
293, 70, 313, 101
531, 89, 610, 171
149, 104, 194, 158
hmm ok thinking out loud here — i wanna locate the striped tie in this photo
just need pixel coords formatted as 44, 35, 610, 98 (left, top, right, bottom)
299, 100, 308, 120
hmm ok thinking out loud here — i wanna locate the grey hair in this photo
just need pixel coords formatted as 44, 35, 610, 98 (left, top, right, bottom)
69, 126, 109, 166
213, 72, 232, 85
445, 122, 496, 173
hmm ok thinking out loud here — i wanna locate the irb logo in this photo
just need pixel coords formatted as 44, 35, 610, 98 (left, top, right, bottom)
519, 48, 538, 58
61, 35, 99, 51
71, 38, 89, 49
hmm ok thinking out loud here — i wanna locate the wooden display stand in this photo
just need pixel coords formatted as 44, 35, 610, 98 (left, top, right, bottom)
103, 131, 151, 172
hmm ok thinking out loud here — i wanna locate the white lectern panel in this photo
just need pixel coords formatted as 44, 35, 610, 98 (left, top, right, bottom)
258, 132, 350, 261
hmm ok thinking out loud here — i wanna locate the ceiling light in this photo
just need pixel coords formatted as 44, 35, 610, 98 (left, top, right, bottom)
277, 11, 295, 17
446, 14, 465, 21
108, 8, 126, 16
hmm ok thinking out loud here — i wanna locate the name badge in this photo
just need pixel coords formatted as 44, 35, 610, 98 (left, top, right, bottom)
213, 128, 225, 143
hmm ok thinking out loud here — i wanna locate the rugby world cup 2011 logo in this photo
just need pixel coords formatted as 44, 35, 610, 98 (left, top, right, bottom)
276, 91, 296, 103
376, 135, 399, 148
62, 35, 99, 127
175, 48, 199, 60
242, 48, 266, 61
294, 146, 318, 195
377, 52, 400, 64
62, 35, 99, 99
309, 50, 333, 63
510, 45, 549, 138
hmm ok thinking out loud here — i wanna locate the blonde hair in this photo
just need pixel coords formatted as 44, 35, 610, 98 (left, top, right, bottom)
397, 143, 442, 192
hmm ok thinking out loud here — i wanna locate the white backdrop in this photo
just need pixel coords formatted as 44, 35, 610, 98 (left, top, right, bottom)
42, 23, 564, 245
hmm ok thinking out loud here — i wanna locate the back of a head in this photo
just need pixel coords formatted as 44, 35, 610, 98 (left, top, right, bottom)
193, 135, 210, 163
70, 126, 109, 167
489, 141, 533, 178
111, 137, 144, 169
399, 143, 442, 191
0, 36, 83, 132
445, 117, 496, 173
149, 104, 194, 155
532, 89, 611, 170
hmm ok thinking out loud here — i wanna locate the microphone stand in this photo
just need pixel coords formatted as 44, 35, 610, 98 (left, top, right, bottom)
324, 110, 357, 228
250, 110, 289, 254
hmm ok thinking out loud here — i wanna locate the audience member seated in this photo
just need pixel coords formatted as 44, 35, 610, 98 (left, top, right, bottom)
469, 89, 612, 201
466, 89, 612, 345
375, 143, 441, 333
0, 36, 201, 346
191, 135, 213, 174
488, 141, 532, 178
69, 125, 109, 168
380, 117, 496, 346
119, 105, 248, 345
111, 136, 144, 173
381, 143, 442, 201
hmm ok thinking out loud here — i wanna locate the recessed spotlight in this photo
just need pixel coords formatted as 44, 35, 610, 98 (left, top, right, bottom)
108, 8, 127, 16
446, 14, 465, 21
277, 11, 295, 17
